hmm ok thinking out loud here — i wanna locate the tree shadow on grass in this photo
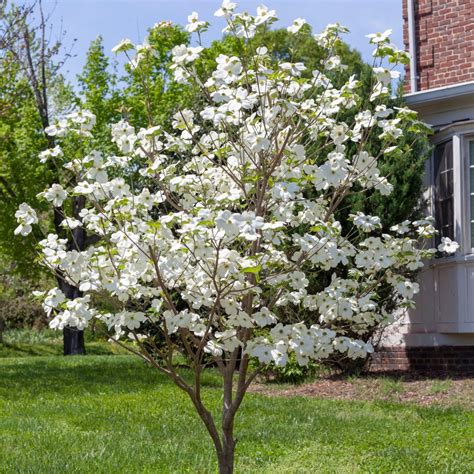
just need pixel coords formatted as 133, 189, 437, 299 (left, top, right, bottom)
0, 341, 126, 358
0, 355, 221, 399
0, 342, 61, 357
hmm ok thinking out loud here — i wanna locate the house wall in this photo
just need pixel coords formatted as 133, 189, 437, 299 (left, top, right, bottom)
402, 0, 474, 93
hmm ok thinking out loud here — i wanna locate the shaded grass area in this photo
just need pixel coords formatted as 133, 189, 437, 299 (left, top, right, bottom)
1, 355, 473, 473
0, 328, 127, 357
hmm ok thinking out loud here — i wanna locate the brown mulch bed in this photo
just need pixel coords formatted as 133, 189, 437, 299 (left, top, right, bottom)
249, 373, 474, 409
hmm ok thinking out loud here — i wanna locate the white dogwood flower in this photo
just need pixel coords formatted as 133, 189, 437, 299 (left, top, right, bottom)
287, 18, 306, 34
14, 203, 38, 236
438, 237, 459, 254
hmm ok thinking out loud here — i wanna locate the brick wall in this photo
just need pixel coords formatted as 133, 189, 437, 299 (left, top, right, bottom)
370, 346, 474, 374
403, 0, 474, 93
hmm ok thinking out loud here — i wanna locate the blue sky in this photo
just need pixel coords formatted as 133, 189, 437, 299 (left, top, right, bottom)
41, 0, 404, 82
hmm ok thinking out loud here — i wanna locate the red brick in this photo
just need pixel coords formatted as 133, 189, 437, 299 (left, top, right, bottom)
404, 0, 474, 92
371, 345, 474, 374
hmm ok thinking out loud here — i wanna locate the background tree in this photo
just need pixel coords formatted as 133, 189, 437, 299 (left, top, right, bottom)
0, 0, 87, 354
120, 23, 193, 129
0, 3, 52, 339
77, 35, 121, 149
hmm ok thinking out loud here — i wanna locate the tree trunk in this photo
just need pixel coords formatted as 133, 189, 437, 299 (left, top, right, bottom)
63, 327, 86, 355
58, 258, 86, 356
191, 380, 237, 474
217, 434, 235, 474
217, 364, 238, 474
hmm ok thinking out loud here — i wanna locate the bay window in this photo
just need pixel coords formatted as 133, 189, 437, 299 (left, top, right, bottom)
429, 130, 474, 332
431, 132, 474, 255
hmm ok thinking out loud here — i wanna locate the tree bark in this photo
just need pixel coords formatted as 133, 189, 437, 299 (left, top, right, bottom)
216, 363, 238, 474
186, 374, 237, 474
217, 431, 235, 474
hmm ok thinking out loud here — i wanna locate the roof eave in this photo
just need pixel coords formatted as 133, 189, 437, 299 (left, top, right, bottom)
405, 81, 474, 107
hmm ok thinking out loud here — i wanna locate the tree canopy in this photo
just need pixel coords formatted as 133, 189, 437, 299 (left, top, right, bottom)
12, 6, 452, 474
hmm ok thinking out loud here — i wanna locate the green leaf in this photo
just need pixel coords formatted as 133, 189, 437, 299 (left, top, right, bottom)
241, 264, 262, 282
241, 264, 262, 274
198, 220, 215, 227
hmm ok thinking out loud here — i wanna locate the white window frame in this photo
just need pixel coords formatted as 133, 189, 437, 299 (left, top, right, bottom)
463, 135, 474, 253
452, 133, 466, 254
430, 124, 474, 258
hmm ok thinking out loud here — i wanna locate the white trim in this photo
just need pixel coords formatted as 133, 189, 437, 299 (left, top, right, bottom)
435, 120, 474, 139
405, 80, 474, 106
465, 136, 474, 251
453, 134, 465, 251
407, 0, 417, 93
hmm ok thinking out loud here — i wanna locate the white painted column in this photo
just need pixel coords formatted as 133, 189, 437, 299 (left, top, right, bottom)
452, 134, 466, 251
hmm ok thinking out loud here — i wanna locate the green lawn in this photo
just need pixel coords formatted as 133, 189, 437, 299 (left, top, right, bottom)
1, 355, 473, 473
0, 329, 127, 358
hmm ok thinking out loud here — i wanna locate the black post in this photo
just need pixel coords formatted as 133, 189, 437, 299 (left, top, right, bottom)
57, 195, 88, 356
63, 327, 86, 355
59, 267, 86, 356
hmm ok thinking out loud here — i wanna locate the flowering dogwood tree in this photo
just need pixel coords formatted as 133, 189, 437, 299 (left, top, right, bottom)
15, 3, 458, 472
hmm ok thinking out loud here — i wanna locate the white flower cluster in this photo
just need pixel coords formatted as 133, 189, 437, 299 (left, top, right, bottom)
45, 110, 96, 137
14, 203, 38, 236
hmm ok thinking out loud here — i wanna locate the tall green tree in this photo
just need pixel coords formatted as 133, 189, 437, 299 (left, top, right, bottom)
0, 1, 86, 353
77, 36, 121, 148
121, 23, 193, 129
0, 55, 51, 276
